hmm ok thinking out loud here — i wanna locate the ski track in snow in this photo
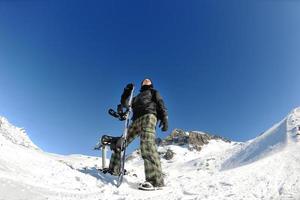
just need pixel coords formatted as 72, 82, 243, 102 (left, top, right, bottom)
0, 108, 300, 200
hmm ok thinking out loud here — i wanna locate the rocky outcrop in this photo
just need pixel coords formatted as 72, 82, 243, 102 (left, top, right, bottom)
160, 129, 230, 151
163, 129, 189, 146
162, 149, 175, 160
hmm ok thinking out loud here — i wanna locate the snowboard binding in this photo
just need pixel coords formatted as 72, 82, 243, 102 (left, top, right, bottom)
101, 135, 125, 153
108, 109, 128, 121
108, 104, 129, 121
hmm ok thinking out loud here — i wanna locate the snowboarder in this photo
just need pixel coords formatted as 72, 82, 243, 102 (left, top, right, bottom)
106, 78, 168, 190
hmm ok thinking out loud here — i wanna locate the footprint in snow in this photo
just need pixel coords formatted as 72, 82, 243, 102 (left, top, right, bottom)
183, 190, 199, 196
219, 182, 233, 187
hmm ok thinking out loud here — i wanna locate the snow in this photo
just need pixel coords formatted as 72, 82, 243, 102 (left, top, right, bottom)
0, 108, 300, 200
222, 108, 300, 169
0, 117, 38, 150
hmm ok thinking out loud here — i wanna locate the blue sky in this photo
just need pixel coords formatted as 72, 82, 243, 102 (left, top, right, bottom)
0, 0, 299, 156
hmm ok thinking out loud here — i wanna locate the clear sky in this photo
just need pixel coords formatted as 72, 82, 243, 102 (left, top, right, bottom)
0, 0, 299, 156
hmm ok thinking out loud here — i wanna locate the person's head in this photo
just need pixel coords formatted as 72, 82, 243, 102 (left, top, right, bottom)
141, 78, 152, 86
140, 78, 154, 91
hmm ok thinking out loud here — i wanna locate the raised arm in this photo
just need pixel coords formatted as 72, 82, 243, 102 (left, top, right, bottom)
120, 83, 134, 108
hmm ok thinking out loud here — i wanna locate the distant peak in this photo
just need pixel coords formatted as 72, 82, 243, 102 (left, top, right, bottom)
160, 128, 231, 151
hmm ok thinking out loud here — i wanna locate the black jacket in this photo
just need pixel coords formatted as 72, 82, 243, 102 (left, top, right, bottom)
120, 85, 168, 121
131, 88, 167, 121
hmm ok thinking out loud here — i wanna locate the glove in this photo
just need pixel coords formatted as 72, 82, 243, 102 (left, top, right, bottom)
159, 117, 168, 132
125, 83, 134, 90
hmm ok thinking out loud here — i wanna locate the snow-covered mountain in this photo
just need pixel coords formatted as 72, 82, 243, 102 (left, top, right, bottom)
0, 108, 300, 200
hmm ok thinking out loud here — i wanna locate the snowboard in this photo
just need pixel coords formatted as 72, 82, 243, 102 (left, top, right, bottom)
94, 84, 135, 187
115, 85, 135, 187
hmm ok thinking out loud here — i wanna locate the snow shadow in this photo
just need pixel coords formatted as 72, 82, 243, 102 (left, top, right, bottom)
78, 167, 118, 186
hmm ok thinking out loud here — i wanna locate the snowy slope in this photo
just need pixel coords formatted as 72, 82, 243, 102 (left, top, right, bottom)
0, 108, 300, 200
222, 107, 300, 169
0, 117, 104, 200
0, 117, 38, 150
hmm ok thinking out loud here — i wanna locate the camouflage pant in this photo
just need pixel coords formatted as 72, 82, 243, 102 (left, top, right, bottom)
109, 114, 164, 187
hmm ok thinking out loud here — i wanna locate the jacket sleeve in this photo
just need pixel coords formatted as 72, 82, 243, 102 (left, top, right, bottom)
120, 84, 134, 108
154, 90, 168, 121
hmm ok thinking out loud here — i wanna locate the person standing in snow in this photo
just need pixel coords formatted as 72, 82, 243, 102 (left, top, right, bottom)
107, 78, 168, 189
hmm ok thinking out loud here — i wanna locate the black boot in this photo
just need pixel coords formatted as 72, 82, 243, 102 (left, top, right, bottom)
99, 168, 128, 176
